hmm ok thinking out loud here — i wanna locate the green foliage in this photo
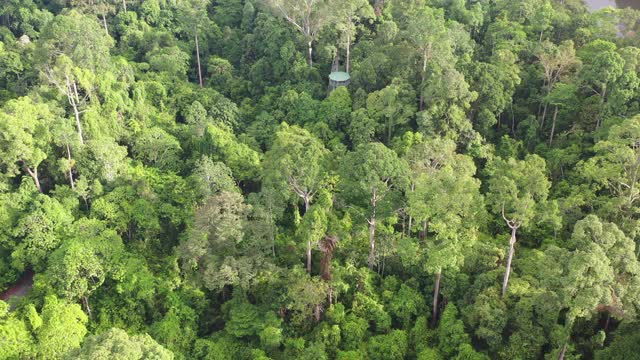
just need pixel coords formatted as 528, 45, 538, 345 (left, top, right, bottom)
133, 127, 182, 171
367, 329, 408, 360
263, 123, 328, 208
595, 322, 640, 360
65, 327, 173, 360
2, 1, 640, 359
11, 195, 73, 271
485, 154, 554, 228
565, 215, 640, 323
178, 191, 258, 291
38, 218, 124, 304
201, 124, 261, 181
0, 300, 34, 359
35, 296, 88, 359
436, 305, 482, 359
0, 97, 55, 191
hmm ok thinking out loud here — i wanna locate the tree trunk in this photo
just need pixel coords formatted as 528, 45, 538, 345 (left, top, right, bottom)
549, 106, 558, 146
122, 0, 127, 12
431, 270, 442, 328
66, 77, 85, 145
66, 143, 75, 189
420, 54, 427, 111
558, 342, 567, 360
308, 41, 313, 66
501, 226, 517, 297
102, 14, 108, 36
82, 296, 92, 319
195, 33, 203, 88
72, 102, 84, 145
23, 164, 42, 193
420, 221, 428, 241
368, 217, 376, 270
408, 183, 414, 235
346, 33, 351, 73
305, 196, 312, 273
314, 304, 321, 321
540, 103, 548, 128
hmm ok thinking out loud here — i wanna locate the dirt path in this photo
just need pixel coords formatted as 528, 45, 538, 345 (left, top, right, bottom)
0, 270, 34, 303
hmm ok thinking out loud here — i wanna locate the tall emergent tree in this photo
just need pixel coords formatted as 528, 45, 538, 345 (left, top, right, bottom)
36, 10, 113, 144
263, 124, 328, 272
334, 0, 374, 72
407, 140, 484, 326
176, 0, 214, 88
486, 154, 557, 297
536, 40, 579, 128
69, 0, 117, 35
261, 0, 335, 66
339, 143, 408, 269
404, 5, 450, 111
0, 97, 55, 193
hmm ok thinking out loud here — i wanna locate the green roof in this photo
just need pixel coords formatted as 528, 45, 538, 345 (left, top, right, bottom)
329, 71, 350, 82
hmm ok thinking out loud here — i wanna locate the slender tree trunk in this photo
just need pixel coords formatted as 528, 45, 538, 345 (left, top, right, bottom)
314, 304, 321, 321
408, 183, 414, 235
72, 102, 84, 145
541, 103, 548, 128
305, 196, 312, 273
102, 14, 108, 36
82, 196, 89, 212
549, 106, 558, 146
431, 270, 442, 328
501, 226, 518, 297
420, 54, 427, 111
82, 296, 92, 319
122, 0, 127, 12
66, 143, 75, 189
195, 33, 203, 88
558, 342, 567, 360
420, 221, 428, 241
368, 218, 376, 269
308, 41, 313, 66
66, 77, 85, 145
346, 33, 351, 73
23, 164, 42, 193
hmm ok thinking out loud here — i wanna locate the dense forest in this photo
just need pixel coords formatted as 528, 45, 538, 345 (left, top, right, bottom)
2, 0, 640, 359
